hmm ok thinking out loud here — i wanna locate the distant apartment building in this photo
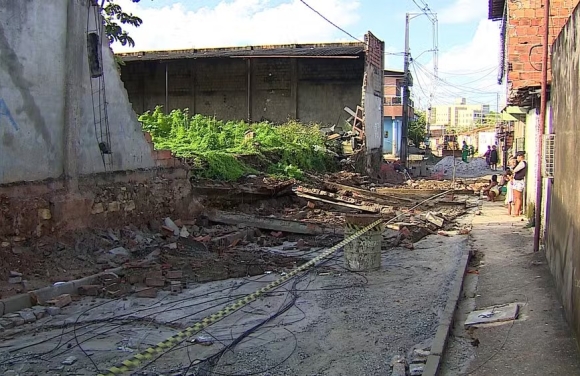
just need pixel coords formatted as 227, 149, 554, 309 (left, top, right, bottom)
430, 98, 490, 129
383, 70, 414, 156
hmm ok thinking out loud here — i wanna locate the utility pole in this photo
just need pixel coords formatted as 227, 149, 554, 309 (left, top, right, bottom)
401, 13, 411, 167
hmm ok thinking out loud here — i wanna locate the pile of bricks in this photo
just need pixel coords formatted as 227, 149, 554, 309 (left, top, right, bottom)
143, 132, 183, 168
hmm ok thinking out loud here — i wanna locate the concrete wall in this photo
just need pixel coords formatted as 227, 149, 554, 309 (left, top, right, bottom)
121, 57, 364, 126
546, 4, 580, 345
0, 0, 154, 185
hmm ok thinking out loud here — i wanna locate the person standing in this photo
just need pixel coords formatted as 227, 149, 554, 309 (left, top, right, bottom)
490, 145, 499, 171
483, 145, 491, 168
512, 151, 527, 217
461, 141, 469, 163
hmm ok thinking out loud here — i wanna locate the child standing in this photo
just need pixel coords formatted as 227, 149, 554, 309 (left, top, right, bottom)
490, 145, 499, 171
504, 170, 514, 215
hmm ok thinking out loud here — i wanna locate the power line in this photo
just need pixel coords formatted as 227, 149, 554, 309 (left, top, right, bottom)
299, 0, 363, 43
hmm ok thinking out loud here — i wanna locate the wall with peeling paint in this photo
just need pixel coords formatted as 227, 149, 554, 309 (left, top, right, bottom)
0, 0, 154, 185
546, 2, 580, 347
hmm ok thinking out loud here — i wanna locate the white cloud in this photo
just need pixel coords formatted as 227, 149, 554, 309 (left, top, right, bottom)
112, 0, 361, 53
411, 20, 505, 108
438, 0, 488, 24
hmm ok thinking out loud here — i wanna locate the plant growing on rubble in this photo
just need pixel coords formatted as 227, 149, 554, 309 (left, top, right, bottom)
139, 107, 335, 180
101, 0, 143, 47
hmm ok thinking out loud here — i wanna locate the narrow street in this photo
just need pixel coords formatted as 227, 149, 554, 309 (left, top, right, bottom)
3, 0, 580, 375
441, 201, 580, 375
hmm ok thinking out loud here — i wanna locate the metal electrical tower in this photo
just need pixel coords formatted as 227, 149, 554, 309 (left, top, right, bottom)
401, 8, 438, 166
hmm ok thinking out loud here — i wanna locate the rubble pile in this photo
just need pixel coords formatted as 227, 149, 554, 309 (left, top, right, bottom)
430, 156, 490, 177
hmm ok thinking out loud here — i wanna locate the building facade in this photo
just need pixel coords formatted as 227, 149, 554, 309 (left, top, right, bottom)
489, 0, 578, 223
430, 98, 490, 130
489, 0, 580, 349
382, 70, 414, 156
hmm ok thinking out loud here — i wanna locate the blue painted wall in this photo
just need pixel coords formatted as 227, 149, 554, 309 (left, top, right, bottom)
383, 117, 402, 156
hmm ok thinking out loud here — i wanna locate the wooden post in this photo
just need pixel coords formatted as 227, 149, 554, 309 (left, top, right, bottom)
343, 214, 383, 271
247, 59, 252, 122
290, 58, 298, 120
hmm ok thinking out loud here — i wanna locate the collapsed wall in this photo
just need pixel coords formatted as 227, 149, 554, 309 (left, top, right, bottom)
0, 0, 155, 185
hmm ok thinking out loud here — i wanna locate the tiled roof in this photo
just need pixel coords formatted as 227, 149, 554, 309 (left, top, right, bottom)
118, 43, 366, 62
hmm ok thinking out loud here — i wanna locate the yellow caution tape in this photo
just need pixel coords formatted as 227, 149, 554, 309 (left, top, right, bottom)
99, 188, 456, 375
98, 217, 384, 376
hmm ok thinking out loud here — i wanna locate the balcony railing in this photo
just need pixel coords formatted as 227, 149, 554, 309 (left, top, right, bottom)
384, 96, 402, 106
383, 96, 414, 110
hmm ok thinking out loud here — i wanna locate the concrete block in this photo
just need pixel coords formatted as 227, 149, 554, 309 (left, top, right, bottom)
19, 309, 37, 323
31, 306, 46, 319
146, 270, 163, 279
8, 316, 25, 326
91, 203, 105, 214
124, 200, 136, 211
127, 274, 144, 284
145, 277, 165, 287
47, 294, 72, 308
135, 287, 157, 298
78, 285, 102, 296
107, 201, 120, 212
165, 270, 183, 279
0, 319, 15, 329
8, 276, 22, 284
45, 306, 61, 316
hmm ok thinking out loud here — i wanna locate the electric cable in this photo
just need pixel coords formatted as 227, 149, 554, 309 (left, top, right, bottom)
298, 0, 363, 43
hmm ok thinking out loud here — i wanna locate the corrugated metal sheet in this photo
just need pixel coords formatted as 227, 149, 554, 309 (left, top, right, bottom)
488, 0, 506, 20
118, 43, 366, 62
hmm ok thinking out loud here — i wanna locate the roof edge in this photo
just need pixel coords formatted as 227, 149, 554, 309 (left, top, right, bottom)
115, 42, 366, 58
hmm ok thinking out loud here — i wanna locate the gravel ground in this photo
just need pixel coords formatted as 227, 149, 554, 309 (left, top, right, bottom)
0, 234, 468, 376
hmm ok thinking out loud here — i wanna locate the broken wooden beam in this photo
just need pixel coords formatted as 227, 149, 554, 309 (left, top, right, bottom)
206, 210, 342, 235
295, 192, 392, 214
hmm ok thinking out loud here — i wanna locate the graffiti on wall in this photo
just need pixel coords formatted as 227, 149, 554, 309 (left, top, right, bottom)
0, 99, 18, 131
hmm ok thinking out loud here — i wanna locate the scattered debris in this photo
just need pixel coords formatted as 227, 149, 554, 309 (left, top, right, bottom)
61, 356, 77, 365
465, 303, 520, 327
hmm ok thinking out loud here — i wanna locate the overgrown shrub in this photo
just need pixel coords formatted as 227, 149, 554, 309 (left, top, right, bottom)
139, 106, 335, 180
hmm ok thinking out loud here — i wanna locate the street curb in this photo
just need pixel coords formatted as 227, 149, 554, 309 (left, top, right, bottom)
0, 267, 123, 317
423, 247, 471, 376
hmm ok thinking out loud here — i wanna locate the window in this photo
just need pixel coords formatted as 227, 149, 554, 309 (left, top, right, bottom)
542, 134, 555, 178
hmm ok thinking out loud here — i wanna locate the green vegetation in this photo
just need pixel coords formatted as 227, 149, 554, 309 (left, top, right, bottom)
409, 110, 427, 146
102, 0, 143, 47
139, 107, 336, 180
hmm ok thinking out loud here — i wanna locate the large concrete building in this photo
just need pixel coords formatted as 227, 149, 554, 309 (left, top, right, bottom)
430, 98, 490, 129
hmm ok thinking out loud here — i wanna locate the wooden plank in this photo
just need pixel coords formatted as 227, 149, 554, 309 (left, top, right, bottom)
296, 192, 388, 213
206, 210, 342, 235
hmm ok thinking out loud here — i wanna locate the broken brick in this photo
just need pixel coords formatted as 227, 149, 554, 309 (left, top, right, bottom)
165, 270, 183, 279
127, 274, 144, 284
47, 294, 72, 308
146, 270, 163, 279
145, 277, 165, 287
78, 285, 101, 296
135, 287, 157, 298
399, 227, 412, 239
